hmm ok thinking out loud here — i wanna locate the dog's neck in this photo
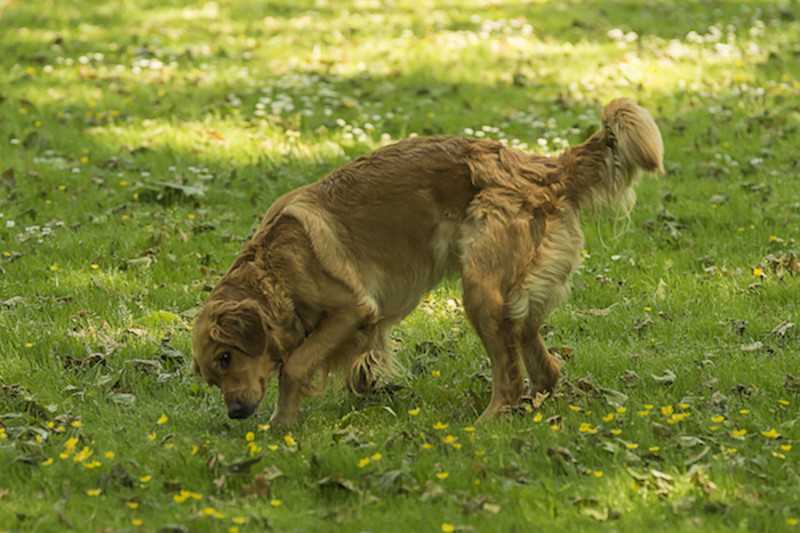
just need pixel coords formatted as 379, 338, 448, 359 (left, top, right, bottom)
556, 131, 638, 215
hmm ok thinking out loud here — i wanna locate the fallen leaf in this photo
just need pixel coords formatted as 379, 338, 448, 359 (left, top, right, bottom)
740, 341, 763, 352
651, 369, 676, 385
317, 476, 360, 494
771, 320, 794, 338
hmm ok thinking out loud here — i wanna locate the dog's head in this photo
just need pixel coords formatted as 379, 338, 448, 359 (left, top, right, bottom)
191, 297, 277, 419
191, 266, 307, 420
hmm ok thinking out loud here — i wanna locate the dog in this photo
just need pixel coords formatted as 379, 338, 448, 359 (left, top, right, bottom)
192, 98, 664, 427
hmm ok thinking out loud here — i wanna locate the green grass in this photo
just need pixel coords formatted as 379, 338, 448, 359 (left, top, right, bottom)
1, 0, 799, 531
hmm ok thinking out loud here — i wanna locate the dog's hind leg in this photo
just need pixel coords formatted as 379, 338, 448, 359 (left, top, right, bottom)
461, 224, 524, 420
462, 265, 526, 422
520, 322, 561, 397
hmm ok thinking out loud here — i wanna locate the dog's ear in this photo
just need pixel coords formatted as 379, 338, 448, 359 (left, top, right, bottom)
602, 98, 665, 175
207, 299, 267, 357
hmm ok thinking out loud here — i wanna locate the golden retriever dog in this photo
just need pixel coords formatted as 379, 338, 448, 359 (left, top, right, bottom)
192, 98, 664, 427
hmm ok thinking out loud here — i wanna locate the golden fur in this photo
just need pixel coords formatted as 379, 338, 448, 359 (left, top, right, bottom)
192, 98, 664, 426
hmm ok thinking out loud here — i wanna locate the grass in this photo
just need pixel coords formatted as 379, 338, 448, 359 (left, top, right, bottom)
1, 0, 799, 531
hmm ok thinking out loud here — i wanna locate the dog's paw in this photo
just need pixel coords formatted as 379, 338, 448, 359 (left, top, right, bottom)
268, 410, 298, 430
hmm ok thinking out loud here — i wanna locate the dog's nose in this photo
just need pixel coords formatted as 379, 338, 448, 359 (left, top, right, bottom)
227, 402, 255, 419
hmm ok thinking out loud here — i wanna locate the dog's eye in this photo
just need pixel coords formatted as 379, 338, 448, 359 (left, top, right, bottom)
217, 352, 232, 370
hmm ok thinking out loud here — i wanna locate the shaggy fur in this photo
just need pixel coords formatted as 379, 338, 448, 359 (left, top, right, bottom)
192, 98, 664, 426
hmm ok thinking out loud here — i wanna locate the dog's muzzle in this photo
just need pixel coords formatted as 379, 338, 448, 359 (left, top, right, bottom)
227, 401, 256, 419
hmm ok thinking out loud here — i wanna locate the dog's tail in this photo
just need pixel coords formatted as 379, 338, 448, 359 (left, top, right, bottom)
601, 98, 665, 175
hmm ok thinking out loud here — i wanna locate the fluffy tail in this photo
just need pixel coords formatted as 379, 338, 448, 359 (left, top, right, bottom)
602, 98, 665, 175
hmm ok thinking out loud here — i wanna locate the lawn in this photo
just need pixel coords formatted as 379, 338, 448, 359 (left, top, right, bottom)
1, 0, 799, 531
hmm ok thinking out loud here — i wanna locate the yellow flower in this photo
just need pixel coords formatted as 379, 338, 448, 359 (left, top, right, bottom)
568, 404, 581, 412
371, 452, 382, 462
357, 457, 371, 468
625, 442, 639, 450
408, 407, 420, 416
730, 429, 747, 438
127, 501, 140, 510
64, 437, 79, 453
147, 432, 156, 441
463, 426, 476, 433
637, 410, 651, 417
643, 404, 654, 410
201, 507, 225, 519
268, 444, 279, 452
677, 403, 690, 410
140, 475, 152, 483
270, 499, 282, 508
247, 442, 261, 456
602, 413, 615, 423
49, 264, 60, 272
739, 409, 750, 415
421, 442, 433, 450
667, 413, 689, 425
257, 423, 271, 431
103, 451, 115, 460
708, 425, 721, 432
752, 266, 765, 278
157, 414, 168, 425
73, 447, 93, 463
610, 428, 623, 436
70, 420, 82, 429
232, 516, 248, 525
441, 523, 455, 533
761, 428, 781, 440
648, 447, 660, 454
86, 489, 102, 497
435, 471, 449, 480
131, 518, 143, 527
592, 470, 604, 478
433, 421, 448, 430
83, 460, 102, 469
191, 445, 199, 455
780, 444, 792, 452
549, 424, 560, 432
41, 458, 54, 466
90, 263, 100, 270
442, 435, 458, 445
283, 434, 296, 447
660, 405, 673, 417
616, 406, 627, 414
578, 423, 598, 434
778, 399, 791, 407
24, 341, 34, 348
229, 528, 239, 533
533, 413, 543, 423
245, 432, 255, 442
431, 370, 441, 378
787, 517, 798, 527
711, 415, 725, 423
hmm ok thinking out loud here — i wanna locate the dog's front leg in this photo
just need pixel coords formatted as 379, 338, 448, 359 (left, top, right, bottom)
270, 309, 371, 428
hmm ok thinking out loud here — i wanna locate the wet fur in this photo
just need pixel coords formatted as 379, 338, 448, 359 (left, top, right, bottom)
192, 98, 664, 426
